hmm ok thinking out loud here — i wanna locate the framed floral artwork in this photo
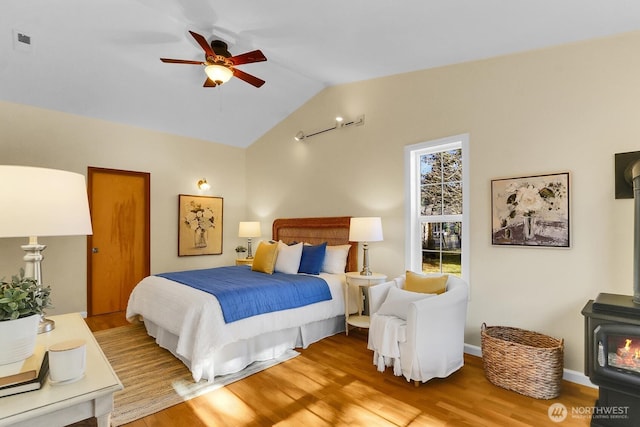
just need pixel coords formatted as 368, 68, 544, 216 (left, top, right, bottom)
178, 195, 223, 256
491, 172, 569, 247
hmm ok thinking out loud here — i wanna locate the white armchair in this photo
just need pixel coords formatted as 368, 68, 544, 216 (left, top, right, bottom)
367, 274, 469, 385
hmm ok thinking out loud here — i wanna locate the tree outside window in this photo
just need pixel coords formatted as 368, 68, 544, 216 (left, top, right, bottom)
405, 136, 467, 278
420, 148, 463, 275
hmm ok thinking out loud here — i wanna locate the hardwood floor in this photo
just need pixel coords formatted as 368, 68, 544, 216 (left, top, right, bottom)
84, 312, 597, 426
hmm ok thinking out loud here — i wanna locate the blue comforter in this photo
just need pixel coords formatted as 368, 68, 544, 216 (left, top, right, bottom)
157, 266, 332, 323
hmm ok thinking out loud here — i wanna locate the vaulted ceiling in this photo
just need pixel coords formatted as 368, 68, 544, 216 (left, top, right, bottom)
3, 1, 640, 148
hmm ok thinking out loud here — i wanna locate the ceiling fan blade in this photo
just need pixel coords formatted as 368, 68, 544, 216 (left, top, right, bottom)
203, 78, 217, 88
189, 30, 216, 58
160, 58, 204, 65
228, 50, 267, 66
232, 68, 265, 88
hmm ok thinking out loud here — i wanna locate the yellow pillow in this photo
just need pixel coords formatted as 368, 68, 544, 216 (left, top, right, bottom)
404, 271, 448, 294
251, 241, 279, 274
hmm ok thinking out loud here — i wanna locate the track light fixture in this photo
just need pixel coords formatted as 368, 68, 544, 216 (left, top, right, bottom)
294, 115, 365, 142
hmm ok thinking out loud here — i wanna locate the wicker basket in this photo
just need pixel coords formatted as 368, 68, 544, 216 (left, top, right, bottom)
480, 323, 564, 399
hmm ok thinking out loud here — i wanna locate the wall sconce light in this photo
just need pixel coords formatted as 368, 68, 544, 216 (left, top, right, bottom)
294, 114, 365, 141
197, 178, 211, 190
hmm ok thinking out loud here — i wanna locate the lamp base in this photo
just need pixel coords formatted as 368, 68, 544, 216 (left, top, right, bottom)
22, 240, 46, 286
360, 243, 373, 275
38, 317, 55, 334
246, 238, 254, 259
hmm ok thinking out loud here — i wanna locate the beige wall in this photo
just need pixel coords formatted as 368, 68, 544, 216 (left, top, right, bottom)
247, 31, 640, 372
3, 31, 639, 373
0, 102, 247, 315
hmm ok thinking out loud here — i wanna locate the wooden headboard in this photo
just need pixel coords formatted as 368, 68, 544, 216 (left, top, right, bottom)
272, 216, 358, 273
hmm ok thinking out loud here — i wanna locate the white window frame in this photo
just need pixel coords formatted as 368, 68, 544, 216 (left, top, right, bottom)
404, 134, 469, 283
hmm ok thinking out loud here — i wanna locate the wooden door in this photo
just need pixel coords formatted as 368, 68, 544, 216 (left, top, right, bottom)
87, 167, 150, 315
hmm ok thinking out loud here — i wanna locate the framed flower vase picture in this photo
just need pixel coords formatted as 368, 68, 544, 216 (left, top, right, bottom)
491, 172, 569, 248
178, 195, 223, 256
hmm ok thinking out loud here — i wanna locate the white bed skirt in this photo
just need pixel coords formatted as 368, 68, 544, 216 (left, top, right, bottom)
143, 315, 345, 381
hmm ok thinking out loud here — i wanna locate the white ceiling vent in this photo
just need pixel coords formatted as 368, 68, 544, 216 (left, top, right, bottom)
13, 29, 32, 52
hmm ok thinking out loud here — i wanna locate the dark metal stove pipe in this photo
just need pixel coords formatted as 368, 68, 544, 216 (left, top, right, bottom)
632, 160, 640, 304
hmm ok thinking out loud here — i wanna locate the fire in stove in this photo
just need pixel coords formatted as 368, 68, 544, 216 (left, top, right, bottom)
611, 337, 640, 374
593, 324, 640, 390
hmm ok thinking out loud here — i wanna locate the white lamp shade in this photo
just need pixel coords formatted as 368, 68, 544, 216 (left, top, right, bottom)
349, 217, 383, 242
238, 221, 261, 238
0, 166, 93, 238
205, 65, 233, 84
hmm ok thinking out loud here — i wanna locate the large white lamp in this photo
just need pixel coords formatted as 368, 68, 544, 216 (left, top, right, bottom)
0, 166, 93, 332
238, 221, 261, 259
349, 217, 384, 276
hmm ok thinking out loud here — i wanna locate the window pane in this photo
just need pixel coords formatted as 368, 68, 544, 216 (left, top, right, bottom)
422, 251, 441, 273
440, 253, 461, 275
422, 251, 462, 275
420, 148, 463, 216
422, 222, 441, 250
441, 221, 462, 253
420, 221, 462, 275
420, 153, 441, 185
421, 184, 442, 215
442, 182, 462, 215
442, 149, 462, 182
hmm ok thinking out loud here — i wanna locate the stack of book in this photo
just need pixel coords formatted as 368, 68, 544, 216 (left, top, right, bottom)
0, 345, 49, 398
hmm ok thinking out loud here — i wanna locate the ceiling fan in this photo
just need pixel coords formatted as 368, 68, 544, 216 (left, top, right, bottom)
160, 31, 267, 88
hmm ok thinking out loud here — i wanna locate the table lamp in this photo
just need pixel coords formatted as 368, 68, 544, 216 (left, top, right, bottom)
349, 217, 384, 276
238, 221, 261, 259
0, 165, 93, 332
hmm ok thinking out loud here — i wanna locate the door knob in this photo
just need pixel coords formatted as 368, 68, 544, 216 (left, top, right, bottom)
92, 247, 99, 253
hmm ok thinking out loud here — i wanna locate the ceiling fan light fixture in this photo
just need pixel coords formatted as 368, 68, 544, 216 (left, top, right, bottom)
205, 64, 233, 85
161, 31, 266, 88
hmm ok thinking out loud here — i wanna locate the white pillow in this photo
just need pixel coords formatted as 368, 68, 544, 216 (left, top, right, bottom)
274, 241, 303, 274
376, 287, 435, 320
321, 244, 351, 274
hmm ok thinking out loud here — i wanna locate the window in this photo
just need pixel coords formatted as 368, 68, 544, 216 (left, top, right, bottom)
405, 134, 469, 281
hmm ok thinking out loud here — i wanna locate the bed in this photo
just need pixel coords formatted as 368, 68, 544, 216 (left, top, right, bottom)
125, 216, 359, 382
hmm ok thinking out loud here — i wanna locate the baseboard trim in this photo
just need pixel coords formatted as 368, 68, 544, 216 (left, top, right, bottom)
464, 343, 597, 389
464, 343, 482, 358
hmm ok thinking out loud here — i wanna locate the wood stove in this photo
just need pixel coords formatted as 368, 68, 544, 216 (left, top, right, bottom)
582, 153, 640, 425
582, 293, 640, 426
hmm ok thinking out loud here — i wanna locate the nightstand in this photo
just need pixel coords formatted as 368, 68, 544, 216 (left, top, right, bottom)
235, 258, 253, 266
0, 313, 122, 427
345, 271, 387, 335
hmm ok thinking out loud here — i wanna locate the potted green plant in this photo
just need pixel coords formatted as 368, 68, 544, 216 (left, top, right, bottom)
0, 269, 52, 365
235, 245, 247, 259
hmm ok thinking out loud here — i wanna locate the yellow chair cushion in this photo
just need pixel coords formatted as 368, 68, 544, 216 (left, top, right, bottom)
251, 241, 279, 274
404, 271, 448, 295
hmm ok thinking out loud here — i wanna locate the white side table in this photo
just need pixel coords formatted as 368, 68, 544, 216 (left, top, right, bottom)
345, 272, 387, 335
0, 313, 123, 427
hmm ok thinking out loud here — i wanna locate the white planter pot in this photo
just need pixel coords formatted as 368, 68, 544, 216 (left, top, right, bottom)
0, 314, 40, 365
